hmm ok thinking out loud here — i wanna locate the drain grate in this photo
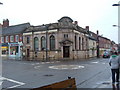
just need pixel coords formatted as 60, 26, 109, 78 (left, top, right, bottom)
44, 74, 54, 77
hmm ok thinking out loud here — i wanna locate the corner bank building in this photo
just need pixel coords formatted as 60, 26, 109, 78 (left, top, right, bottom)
23, 16, 89, 60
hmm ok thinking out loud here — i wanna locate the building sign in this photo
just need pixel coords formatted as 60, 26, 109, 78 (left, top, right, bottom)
10, 44, 19, 46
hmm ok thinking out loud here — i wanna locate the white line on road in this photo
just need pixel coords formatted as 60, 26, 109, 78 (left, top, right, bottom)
91, 61, 99, 64
0, 76, 25, 89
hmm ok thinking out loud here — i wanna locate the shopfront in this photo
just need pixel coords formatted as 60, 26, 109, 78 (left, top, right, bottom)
1, 43, 8, 56
8, 42, 23, 58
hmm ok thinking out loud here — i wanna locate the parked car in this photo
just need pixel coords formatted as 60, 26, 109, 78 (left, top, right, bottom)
103, 51, 110, 58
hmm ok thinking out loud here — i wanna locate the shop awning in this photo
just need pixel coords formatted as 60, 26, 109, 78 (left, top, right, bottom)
0, 43, 8, 46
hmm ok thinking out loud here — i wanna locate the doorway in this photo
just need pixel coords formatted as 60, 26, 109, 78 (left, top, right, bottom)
27, 49, 30, 57
63, 46, 70, 58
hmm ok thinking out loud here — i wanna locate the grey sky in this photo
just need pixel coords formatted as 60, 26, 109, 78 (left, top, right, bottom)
0, 0, 119, 43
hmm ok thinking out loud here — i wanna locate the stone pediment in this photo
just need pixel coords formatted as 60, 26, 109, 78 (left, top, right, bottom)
59, 39, 73, 45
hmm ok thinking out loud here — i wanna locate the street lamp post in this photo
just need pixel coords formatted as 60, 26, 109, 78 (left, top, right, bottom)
112, 2, 120, 45
97, 30, 99, 58
113, 25, 120, 53
46, 25, 48, 61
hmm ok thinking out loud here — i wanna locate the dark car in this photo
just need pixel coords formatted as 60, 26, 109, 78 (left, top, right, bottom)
103, 51, 110, 58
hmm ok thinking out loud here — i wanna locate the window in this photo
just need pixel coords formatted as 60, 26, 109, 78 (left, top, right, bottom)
16, 35, 19, 42
75, 36, 77, 50
50, 35, 55, 50
10, 36, 14, 42
34, 37, 39, 51
64, 34, 68, 39
26, 36, 30, 44
41, 36, 46, 50
6, 36, 8, 42
79, 37, 81, 50
82, 38, 84, 50
1, 37, 4, 43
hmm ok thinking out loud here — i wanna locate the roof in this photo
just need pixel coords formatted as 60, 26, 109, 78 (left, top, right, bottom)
58, 16, 73, 23
24, 22, 88, 34
87, 35, 97, 41
2, 23, 30, 35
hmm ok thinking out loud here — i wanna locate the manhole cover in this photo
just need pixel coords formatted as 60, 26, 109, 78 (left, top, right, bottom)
102, 82, 110, 85
44, 74, 54, 77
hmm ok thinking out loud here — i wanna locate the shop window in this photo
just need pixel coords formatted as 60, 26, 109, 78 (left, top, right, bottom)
16, 35, 19, 42
10, 46, 18, 55
41, 36, 46, 50
34, 37, 39, 51
50, 35, 55, 50
10, 36, 14, 42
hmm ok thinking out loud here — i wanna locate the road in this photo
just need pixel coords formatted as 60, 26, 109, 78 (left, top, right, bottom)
2, 58, 112, 89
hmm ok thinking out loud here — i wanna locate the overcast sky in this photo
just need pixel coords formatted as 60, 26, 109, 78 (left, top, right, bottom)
0, 0, 119, 43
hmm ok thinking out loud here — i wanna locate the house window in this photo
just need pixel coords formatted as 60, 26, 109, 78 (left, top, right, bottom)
16, 35, 19, 42
6, 36, 8, 42
41, 36, 46, 50
10, 36, 14, 42
50, 35, 55, 50
34, 37, 39, 51
64, 34, 68, 39
26, 36, 30, 44
1, 37, 4, 43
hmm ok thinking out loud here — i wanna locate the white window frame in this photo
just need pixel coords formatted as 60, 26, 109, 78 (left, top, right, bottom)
1, 37, 4, 43
10, 36, 14, 42
16, 35, 19, 42
6, 36, 8, 42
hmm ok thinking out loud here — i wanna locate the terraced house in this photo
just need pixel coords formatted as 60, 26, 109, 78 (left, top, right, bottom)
0, 19, 30, 58
23, 16, 89, 60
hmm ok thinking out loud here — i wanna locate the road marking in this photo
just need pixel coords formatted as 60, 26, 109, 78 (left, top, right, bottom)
0, 76, 25, 89
49, 65, 84, 70
34, 66, 41, 69
91, 61, 99, 64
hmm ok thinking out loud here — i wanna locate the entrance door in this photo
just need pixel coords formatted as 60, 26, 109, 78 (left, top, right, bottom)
63, 46, 70, 58
27, 49, 30, 57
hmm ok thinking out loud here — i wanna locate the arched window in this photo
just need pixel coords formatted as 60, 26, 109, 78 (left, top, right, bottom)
79, 37, 81, 50
34, 37, 39, 51
75, 36, 77, 50
41, 36, 46, 50
50, 35, 55, 50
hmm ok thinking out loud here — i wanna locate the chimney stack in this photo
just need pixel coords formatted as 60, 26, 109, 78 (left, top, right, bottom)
74, 21, 78, 26
3, 19, 9, 27
86, 26, 89, 31
97, 30, 99, 35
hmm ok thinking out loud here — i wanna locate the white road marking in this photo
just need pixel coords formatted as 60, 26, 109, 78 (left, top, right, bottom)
49, 65, 84, 70
34, 66, 41, 69
91, 61, 99, 64
0, 76, 25, 88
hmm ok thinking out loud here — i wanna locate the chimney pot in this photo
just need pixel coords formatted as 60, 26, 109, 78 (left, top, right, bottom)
3, 19, 9, 27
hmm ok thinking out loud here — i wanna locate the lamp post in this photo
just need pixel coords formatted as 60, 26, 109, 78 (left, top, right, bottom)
112, 2, 120, 45
113, 25, 120, 44
113, 25, 120, 53
96, 30, 99, 58
46, 25, 48, 61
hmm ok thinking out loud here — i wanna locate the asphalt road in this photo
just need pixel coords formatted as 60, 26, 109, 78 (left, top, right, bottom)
2, 57, 112, 89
